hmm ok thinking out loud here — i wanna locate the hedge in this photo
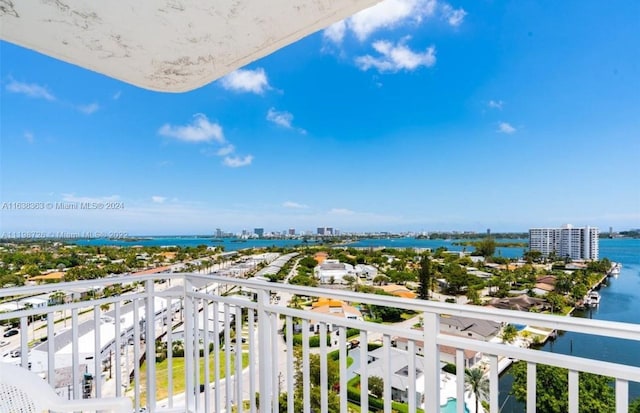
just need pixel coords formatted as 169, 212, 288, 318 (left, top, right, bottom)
289, 333, 331, 347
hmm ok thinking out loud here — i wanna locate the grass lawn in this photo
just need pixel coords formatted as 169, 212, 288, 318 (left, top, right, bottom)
138, 351, 249, 404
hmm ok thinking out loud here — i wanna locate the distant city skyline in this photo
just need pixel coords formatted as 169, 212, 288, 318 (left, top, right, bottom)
2, 1, 639, 235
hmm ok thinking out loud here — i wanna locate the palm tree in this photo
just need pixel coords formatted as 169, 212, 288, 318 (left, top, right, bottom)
465, 367, 489, 413
501, 324, 518, 344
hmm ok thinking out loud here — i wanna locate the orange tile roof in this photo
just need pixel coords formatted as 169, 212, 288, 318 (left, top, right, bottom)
379, 284, 417, 299
131, 266, 172, 276
314, 251, 329, 264
312, 297, 344, 308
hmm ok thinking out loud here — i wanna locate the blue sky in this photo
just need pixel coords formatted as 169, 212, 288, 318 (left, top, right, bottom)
1, 0, 639, 235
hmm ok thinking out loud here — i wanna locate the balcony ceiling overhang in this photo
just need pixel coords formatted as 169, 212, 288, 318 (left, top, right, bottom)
1, 0, 380, 92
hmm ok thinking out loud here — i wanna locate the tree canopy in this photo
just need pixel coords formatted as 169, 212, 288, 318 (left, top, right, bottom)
511, 362, 615, 413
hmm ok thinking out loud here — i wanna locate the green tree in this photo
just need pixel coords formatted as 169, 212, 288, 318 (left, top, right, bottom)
288, 348, 340, 413
443, 263, 470, 295
298, 256, 319, 269
369, 376, 384, 398
22, 264, 41, 277
466, 286, 481, 305
555, 272, 573, 294
473, 238, 496, 257
500, 324, 518, 343
342, 275, 356, 287
388, 270, 416, 285
629, 397, 640, 413
418, 255, 432, 299
369, 304, 404, 322
372, 275, 389, 286
465, 367, 489, 413
511, 362, 615, 413
524, 250, 543, 263
571, 284, 588, 302
546, 292, 565, 314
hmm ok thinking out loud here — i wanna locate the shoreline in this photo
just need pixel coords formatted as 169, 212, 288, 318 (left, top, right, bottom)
493, 261, 620, 379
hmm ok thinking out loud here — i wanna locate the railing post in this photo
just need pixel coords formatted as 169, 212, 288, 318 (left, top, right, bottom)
568, 369, 579, 413
257, 288, 273, 412
93, 305, 101, 398
145, 280, 156, 412
526, 361, 536, 413
456, 349, 465, 413
184, 277, 196, 411
72, 308, 80, 399
114, 302, 122, 397
616, 379, 629, 413
489, 355, 499, 413
423, 312, 440, 412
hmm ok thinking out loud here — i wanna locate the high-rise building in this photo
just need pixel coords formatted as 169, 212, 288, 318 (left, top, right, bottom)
254, 228, 264, 238
317, 227, 334, 236
288, 228, 295, 236
529, 225, 599, 260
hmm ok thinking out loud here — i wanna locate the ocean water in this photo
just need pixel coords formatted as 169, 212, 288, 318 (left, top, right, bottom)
345, 237, 527, 259
73, 236, 308, 251
73, 236, 528, 258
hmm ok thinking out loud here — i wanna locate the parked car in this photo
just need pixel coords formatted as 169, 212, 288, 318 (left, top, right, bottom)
3, 329, 18, 338
0, 340, 9, 347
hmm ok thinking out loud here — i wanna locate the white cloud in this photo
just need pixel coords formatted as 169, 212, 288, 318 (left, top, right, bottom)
113, 91, 122, 100
6, 79, 55, 101
329, 208, 356, 215
498, 122, 517, 134
78, 102, 100, 114
441, 4, 466, 27
266, 108, 294, 129
356, 39, 436, 73
158, 114, 225, 143
223, 155, 254, 168
324, 20, 347, 44
62, 193, 120, 203
322, 0, 465, 48
488, 100, 504, 110
151, 196, 166, 204
266, 108, 307, 134
348, 0, 437, 41
216, 144, 235, 156
220, 68, 270, 94
283, 201, 309, 209
23, 131, 34, 144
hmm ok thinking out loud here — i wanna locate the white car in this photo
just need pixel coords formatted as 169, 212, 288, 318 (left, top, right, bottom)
0, 341, 9, 348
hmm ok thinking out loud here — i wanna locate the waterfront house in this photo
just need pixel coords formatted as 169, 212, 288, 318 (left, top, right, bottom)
314, 259, 356, 284
532, 275, 557, 296
439, 315, 501, 341
354, 264, 378, 280
309, 298, 363, 333
392, 334, 482, 368
488, 295, 548, 312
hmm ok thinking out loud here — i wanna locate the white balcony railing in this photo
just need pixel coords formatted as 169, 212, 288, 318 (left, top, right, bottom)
1, 273, 639, 413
